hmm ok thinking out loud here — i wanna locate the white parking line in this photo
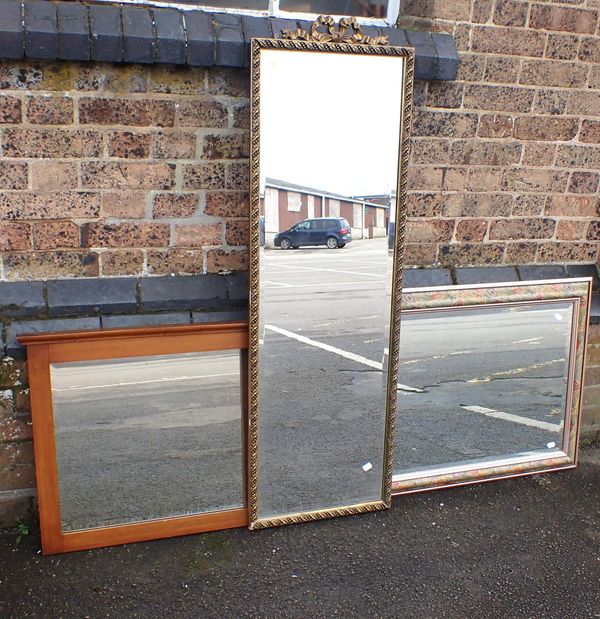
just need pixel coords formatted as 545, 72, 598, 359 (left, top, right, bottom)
53, 372, 238, 392
271, 263, 386, 278
264, 324, 423, 393
461, 405, 562, 433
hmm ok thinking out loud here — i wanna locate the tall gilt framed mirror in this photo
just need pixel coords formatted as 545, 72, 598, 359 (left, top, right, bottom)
248, 20, 414, 528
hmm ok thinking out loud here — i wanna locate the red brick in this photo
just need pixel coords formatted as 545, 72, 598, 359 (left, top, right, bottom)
27, 96, 73, 124
565, 91, 600, 116
205, 191, 249, 218
489, 218, 556, 240
225, 220, 249, 246
148, 65, 207, 95
537, 242, 598, 263
412, 110, 478, 138
455, 219, 488, 242
493, 0, 528, 27
457, 54, 486, 82
79, 98, 175, 126
147, 249, 204, 275
182, 163, 225, 190
225, 162, 249, 190
438, 242, 505, 266
403, 243, 438, 266
556, 220, 587, 240
472, 0, 494, 23
73, 64, 149, 94
466, 168, 503, 192
546, 34, 580, 60
81, 162, 175, 190
522, 143, 557, 167
206, 249, 248, 273
533, 89, 568, 115
512, 195, 546, 217
2, 128, 102, 158
578, 36, 600, 63
83, 222, 170, 248
232, 102, 250, 130
580, 121, 600, 144
406, 219, 454, 243
505, 242, 538, 263
406, 193, 444, 217
483, 56, 520, 83
202, 133, 250, 159
100, 192, 146, 218
3, 251, 99, 280
0, 192, 101, 220
451, 141, 522, 165
177, 101, 228, 128
520, 60, 588, 88
30, 161, 78, 191
444, 193, 513, 217
207, 68, 250, 97
443, 168, 468, 191
568, 172, 599, 194
587, 221, 600, 240
0, 162, 28, 189
514, 116, 578, 141
108, 131, 151, 158
464, 84, 534, 113
151, 132, 197, 159
153, 193, 199, 218
410, 139, 451, 164
0, 95, 21, 123
426, 82, 464, 109
556, 144, 600, 169
401, 0, 471, 20
33, 222, 79, 249
173, 223, 222, 247
0, 223, 31, 251
100, 250, 144, 276
545, 196, 599, 217
530, 5, 597, 35
472, 26, 546, 57
478, 114, 513, 138
501, 168, 569, 193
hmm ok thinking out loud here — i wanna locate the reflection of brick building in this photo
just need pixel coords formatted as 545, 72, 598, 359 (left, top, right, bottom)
261, 179, 389, 246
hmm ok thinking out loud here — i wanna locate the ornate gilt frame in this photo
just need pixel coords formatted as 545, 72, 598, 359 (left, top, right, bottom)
247, 26, 414, 529
392, 278, 593, 496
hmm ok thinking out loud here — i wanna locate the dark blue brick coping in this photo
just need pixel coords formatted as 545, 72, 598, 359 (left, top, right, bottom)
0, 266, 597, 357
0, 0, 459, 81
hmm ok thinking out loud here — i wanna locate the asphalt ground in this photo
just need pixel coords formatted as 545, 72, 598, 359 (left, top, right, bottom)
1, 446, 600, 618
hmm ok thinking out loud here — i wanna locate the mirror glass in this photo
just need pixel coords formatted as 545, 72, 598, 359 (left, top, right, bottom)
51, 351, 243, 532
253, 45, 408, 524
394, 301, 574, 481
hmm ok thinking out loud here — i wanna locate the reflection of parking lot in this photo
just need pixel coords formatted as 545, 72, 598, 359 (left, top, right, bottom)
259, 241, 573, 499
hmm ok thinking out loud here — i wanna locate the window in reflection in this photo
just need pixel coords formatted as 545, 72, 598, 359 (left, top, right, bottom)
51, 351, 243, 532
394, 302, 573, 478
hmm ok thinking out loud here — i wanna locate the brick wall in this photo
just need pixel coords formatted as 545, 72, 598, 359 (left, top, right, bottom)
400, 0, 600, 267
0, 61, 250, 280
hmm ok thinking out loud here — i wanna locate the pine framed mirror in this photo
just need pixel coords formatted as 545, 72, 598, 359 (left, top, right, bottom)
247, 20, 414, 529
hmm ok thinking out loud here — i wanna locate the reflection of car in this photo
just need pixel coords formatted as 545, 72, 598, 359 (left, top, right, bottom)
274, 217, 352, 250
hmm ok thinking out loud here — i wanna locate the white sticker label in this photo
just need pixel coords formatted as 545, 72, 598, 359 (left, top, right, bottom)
362, 462, 373, 472
547, 441, 556, 449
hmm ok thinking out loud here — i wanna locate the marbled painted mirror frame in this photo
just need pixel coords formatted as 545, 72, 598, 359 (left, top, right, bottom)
247, 37, 414, 529
392, 278, 593, 497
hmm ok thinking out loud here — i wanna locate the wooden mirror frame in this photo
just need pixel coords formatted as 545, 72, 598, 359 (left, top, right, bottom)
392, 279, 593, 497
19, 322, 249, 555
247, 31, 414, 528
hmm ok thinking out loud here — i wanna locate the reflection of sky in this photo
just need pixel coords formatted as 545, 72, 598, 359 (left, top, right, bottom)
259, 49, 404, 197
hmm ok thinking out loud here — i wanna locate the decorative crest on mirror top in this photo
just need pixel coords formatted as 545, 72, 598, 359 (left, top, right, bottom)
282, 15, 389, 46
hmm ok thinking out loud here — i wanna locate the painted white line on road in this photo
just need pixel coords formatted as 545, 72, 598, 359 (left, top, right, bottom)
53, 372, 238, 392
264, 280, 382, 290
467, 358, 564, 383
264, 324, 424, 393
264, 280, 293, 288
272, 262, 386, 278
512, 337, 543, 344
461, 405, 562, 433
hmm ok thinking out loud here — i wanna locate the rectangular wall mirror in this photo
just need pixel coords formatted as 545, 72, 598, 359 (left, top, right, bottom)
248, 29, 414, 528
20, 323, 249, 554
392, 279, 592, 495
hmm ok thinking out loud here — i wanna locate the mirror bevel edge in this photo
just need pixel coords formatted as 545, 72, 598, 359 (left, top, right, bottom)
247, 37, 415, 530
391, 278, 593, 497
